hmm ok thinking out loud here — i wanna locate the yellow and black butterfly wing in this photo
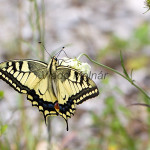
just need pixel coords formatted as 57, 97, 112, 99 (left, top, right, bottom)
55, 66, 99, 121
0, 60, 58, 120
0, 57, 99, 130
32, 74, 58, 119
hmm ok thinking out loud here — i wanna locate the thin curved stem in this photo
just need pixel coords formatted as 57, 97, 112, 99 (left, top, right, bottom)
78, 53, 150, 101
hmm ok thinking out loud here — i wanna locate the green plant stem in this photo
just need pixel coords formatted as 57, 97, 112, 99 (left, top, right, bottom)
41, 0, 45, 44
78, 53, 150, 101
34, 0, 51, 149
34, 0, 45, 60
34, 0, 41, 39
47, 118, 52, 150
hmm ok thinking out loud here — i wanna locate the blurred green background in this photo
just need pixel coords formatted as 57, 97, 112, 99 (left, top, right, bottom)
0, 0, 150, 150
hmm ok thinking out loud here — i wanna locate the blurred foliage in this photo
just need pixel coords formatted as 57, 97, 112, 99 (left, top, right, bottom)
0, 0, 46, 149
0, 124, 8, 137
98, 36, 128, 60
126, 56, 149, 70
0, 91, 4, 100
88, 94, 150, 150
97, 23, 150, 70
133, 23, 150, 45
98, 23, 150, 60
144, 0, 150, 13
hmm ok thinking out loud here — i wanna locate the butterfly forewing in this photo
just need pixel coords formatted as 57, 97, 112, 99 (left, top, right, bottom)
0, 60, 58, 119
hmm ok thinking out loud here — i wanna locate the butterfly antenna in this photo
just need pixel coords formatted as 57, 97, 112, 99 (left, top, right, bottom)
56, 46, 71, 58
55, 43, 72, 58
56, 46, 65, 58
38, 41, 52, 58
62, 49, 70, 58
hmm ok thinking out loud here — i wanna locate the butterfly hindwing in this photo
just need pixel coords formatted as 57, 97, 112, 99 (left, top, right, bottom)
0, 60, 58, 119
55, 66, 99, 120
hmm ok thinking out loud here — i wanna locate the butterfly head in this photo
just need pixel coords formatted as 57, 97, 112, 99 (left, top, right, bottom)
53, 56, 57, 61
48, 56, 59, 74
52, 56, 58, 67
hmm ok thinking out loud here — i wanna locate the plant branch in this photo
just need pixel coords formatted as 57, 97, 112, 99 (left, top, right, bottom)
78, 53, 150, 101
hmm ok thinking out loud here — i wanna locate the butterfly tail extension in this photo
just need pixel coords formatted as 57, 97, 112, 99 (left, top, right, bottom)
66, 118, 69, 131
61, 115, 69, 131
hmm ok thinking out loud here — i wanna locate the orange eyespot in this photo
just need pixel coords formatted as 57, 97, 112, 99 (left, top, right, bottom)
54, 102, 60, 111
